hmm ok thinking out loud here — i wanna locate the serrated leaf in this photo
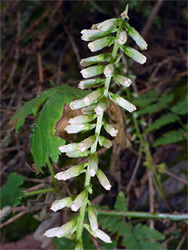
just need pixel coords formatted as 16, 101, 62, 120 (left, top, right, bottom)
133, 90, 158, 108
135, 224, 165, 241
138, 102, 166, 115
170, 95, 188, 116
153, 130, 184, 147
114, 191, 128, 211
30, 86, 87, 171
146, 113, 180, 132
159, 93, 174, 104
0, 172, 24, 209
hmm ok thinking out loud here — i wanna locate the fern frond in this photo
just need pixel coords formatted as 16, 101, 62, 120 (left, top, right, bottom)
153, 130, 184, 147
133, 90, 158, 107
170, 95, 188, 116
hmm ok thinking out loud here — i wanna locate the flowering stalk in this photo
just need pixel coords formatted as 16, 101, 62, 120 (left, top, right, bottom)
44, 5, 147, 249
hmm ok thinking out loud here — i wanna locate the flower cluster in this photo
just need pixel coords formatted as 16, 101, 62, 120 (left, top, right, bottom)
44, 6, 147, 249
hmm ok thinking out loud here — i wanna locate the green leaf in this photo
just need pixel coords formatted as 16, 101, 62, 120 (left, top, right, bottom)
135, 224, 165, 241
153, 130, 184, 147
138, 102, 166, 115
133, 90, 158, 107
170, 95, 188, 116
146, 113, 180, 132
30, 86, 87, 171
0, 172, 24, 209
114, 191, 128, 211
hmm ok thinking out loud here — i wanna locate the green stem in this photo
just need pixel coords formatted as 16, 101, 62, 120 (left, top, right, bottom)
97, 210, 188, 221
46, 159, 60, 193
24, 188, 55, 197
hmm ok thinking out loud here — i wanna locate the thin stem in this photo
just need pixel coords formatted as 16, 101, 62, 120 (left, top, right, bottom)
46, 158, 60, 193
23, 188, 55, 197
97, 210, 188, 221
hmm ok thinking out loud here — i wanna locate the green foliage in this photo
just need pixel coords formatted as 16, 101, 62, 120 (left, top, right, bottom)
98, 192, 165, 249
10, 85, 88, 171
153, 130, 184, 147
0, 172, 24, 209
170, 95, 188, 115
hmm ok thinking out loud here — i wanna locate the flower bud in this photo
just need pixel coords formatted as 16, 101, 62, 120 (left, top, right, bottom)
81, 65, 104, 79
50, 197, 73, 212
88, 153, 98, 177
66, 150, 90, 158
65, 124, 96, 134
59, 143, 79, 153
56, 219, 78, 238
82, 105, 96, 114
113, 74, 132, 87
88, 205, 98, 231
78, 78, 104, 90
70, 98, 87, 110
80, 54, 105, 67
103, 122, 118, 137
68, 114, 96, 125
78, 136, 96, 152
92, 18, 120, 31
109, 92, 136, 113
99, 136, 112, 148
44, 227, 59, 237
84, 88, 104, 106
104, 64, 114, 77
120, 45, 146, 64
118, 31, 127, 45
95, 102, 107, 115
96, 229, 112, 243
125, 22, 147, 50
71, 190, 87, 212
88, 37, 115, 52
55, 164, 86, 180
96, 169, 111, 190
81, 29, 111, 41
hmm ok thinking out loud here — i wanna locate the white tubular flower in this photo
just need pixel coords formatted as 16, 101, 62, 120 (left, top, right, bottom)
96, 169, 111, 190
92, 18, 120, 31
66, 150, 90, 158
96, 229, 112, 243
84, 88, 104, 106
95, 102, 107, 115
65, 124, 96, 134
88, 37, 115, 52
120, 45, 146, 64
44, 227, 59, 238
81, 65, 104, 79
71, 190, 87, 212
109, 92, 136, 113
113, 74, 132, 87
125, 22, 147, 50
82, 105, 96, 114
59, 143, 79, 153
99, 136, 112, 149
78, 136, 96, 152
55, 164, 86, 181
89, 153, 98, 177
56, 219, 78, 238
80, 54, 105, 67
84, 224, 97, 237
50, 197, 73, 212
78, 78, 104, 90
88, 205, 98, 231
104, 64, 114, 77
75, 242, 83, 250
68, 114, 96, 125
81, 29, 111, 41
103, 122, 118, 137
118, 31, 127, 45
70, 98, 87, 110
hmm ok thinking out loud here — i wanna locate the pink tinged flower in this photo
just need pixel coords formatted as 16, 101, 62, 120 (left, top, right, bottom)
83, 88, 104, 106
78, 136, 96, 152
88, 37, 115, 52
120, 45, 146, 64
50, 197, 73, 212
71, 190, 87, 212
118, 31, 127, 45
55, 164, 86, 181
58, 143, 79, 153
113, 74, 132, 87
103, 122, 118, 137
78, 78, 104, 90
104, 64, 114, 77
56, 219, 78, 238
109, 92, 136, 113
88, 153, 98, 177
44, 227, 60, 238
96, 229, 112, 243
88, 205, 98, 231
80, 54, 105, 67
96, 169, 111, 190
80, 65, 104, 79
